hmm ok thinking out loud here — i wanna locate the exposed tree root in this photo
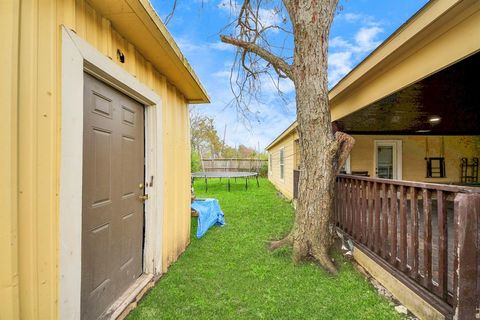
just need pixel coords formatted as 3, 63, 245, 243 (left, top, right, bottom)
269, 234, 338, 274
292, 239, 308, 264
311, 249, 338, 274
268, 234, 292, 251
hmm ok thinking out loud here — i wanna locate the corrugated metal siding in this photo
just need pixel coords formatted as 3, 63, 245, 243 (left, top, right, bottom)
161, 83, 191, 269
0, 1, 20, 319
17, 0, 59, 318
2, 1, 192, 318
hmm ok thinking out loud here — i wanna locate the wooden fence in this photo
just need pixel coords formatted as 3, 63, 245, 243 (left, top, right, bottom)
334, 174, 480, 319
201, 158, 267, 173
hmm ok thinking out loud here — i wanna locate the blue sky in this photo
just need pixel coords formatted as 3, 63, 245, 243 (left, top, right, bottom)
151, 0, 429, 150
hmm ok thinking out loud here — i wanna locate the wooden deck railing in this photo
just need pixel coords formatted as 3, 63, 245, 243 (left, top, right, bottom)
334, 174, 480, 319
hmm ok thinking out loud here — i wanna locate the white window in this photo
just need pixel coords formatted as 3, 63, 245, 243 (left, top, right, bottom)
280, 148, 285, 180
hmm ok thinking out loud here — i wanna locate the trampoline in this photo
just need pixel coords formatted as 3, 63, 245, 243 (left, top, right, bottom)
192, 171, 259, 191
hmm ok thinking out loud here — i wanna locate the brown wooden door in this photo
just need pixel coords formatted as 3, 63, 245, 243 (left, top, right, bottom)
81, 73, 145, 320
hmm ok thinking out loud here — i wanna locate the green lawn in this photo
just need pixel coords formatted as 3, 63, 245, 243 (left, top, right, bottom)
128, 178, 402, 320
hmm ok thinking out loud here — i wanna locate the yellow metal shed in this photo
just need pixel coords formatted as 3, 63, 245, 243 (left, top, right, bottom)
0, 0, 209, 319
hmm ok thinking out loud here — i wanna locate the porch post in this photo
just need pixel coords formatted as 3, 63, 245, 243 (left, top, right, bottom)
453, 193, 480, 320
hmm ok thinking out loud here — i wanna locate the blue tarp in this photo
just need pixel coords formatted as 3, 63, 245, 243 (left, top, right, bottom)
191, 198, 225, 238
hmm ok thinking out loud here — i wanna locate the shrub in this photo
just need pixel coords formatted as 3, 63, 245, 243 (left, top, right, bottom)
258, 161, 268, 177
191, 151, 202, 173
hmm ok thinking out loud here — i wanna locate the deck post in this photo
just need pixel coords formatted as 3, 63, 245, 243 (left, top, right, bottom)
453, 193, 480, 320
334, 174, 480, 318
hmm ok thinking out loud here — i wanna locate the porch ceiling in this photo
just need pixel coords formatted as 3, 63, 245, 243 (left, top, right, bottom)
335, 52, 480, 135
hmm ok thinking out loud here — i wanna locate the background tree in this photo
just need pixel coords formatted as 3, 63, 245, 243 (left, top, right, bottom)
190, 111, 267, 161
191, 150, 202, 172
222, 145, 238, 158
238, 144, 257, 158
220, 0, 355, 272
190, 111, 225, 158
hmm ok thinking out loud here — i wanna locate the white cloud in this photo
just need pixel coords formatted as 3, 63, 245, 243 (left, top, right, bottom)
330, 26, 383, 54
337, 12, 380, 27
192, 95, 295, 150
212, 70, 232, 79
198, 14, 383, 147
328, 51, 353, 85
341, 13, 363, 23
330, 36, 352, 50
191, 58, 296, 150
209, 41, 235, 51
355, 26, 383, 52
257, 7, 281, 29
182, 7, 386, 148
175, 37, 201, 53
328, 17, 384, 87
262, 76, 295, 95
175, 37, 237, 56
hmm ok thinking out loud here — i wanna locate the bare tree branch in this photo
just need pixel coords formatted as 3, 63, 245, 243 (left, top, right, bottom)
163, 0, 177, 26
220, 35, 294, 80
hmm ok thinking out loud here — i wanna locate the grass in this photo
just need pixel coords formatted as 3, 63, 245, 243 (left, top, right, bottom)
128, 178, 402, 320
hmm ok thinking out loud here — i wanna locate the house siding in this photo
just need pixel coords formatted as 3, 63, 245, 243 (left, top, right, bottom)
268, 132, 298, 200
351, 135, 480, 184
1, 1, 193, 319
268, 134, 480, 200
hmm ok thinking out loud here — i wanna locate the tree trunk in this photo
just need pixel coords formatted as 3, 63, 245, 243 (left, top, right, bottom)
282, 0, 349, 272
220, 0, 355, 272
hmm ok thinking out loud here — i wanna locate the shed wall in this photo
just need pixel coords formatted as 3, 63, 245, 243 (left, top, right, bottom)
0, 1, 20, 319
1, 1, 192, 319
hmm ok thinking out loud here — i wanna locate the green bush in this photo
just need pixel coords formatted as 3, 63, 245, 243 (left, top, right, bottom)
258, 161, 268, 177
191, 151, 202, 173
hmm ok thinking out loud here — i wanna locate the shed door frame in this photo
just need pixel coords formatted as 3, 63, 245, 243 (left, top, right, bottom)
59, 26, 164, 319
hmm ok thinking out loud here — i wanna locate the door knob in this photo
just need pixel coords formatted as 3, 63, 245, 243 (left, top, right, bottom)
139, 194, 149, 202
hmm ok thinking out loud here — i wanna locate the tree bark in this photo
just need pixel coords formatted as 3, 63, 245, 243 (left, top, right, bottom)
285, 0, 348, 272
